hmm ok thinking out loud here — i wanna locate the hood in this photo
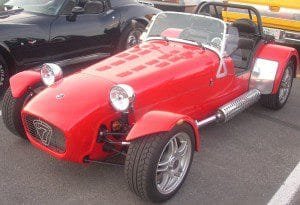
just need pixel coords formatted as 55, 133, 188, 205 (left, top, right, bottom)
83, 40, 218, 94
23, 40, 218, 131
23, 73, 116, 132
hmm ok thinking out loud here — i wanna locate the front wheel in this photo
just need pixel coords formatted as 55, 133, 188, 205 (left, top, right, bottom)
260, 60, 294, 110
2, 88, 30, 139
0, 55, 9, 95
125, 124, 195, 202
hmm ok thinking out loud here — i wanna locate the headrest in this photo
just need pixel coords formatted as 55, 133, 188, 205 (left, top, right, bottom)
232, 18, 258, 34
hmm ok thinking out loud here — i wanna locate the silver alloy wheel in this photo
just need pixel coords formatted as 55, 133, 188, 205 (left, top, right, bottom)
126, 30, 142, 49
156, 132, 192, 195
279, 67, 292, 104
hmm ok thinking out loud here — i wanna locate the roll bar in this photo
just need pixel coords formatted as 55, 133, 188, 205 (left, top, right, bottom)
195, 2, 264, 37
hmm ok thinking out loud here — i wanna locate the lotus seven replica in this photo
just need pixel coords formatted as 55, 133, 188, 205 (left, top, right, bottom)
2, 2, 299, 202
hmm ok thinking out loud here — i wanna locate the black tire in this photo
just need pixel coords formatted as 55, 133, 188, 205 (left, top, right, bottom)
2, 88, 29, 139
125, 123, 195, 202
260, 60, 294, 110
116, 21, 145, 52
0, 55, 9, 96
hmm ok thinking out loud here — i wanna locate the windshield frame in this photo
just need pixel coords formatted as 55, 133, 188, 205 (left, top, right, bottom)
143, 11, 228, 58
4, 0, 65, 16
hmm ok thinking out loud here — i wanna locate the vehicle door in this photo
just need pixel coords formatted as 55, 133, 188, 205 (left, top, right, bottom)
6, 16, 54, 69
49, 0, 119, 64
207, 26, 251, 114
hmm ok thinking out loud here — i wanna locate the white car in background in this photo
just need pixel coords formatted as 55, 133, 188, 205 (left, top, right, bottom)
139, 0, 222, 13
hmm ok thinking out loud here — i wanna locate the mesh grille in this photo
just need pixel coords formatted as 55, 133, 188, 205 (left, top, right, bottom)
24, 115, 66, 153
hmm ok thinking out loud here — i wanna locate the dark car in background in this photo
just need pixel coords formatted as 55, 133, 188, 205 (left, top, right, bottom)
0, 0, 160, 93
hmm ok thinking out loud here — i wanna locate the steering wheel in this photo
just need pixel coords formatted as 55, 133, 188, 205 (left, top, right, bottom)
179, 27, 193, 40
210, 37, 222, 49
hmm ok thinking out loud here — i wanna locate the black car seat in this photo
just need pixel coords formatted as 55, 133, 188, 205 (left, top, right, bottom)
232, 18, 258, 37
230, 19, 258, 70
84, 0, 104, 14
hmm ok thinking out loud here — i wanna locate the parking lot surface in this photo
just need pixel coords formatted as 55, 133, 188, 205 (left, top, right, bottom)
0, 80, 300, 205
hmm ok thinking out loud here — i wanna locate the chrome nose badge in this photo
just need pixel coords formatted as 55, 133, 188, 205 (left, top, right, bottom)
33, 120, 53, 146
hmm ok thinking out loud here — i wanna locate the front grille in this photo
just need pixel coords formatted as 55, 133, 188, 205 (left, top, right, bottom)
24, 115, 66, 153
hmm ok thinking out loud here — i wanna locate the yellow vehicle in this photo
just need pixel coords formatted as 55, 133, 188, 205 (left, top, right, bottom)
224, 0, 300, 46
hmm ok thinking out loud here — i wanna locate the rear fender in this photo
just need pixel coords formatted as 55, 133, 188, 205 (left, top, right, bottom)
250, 44, 299, 94
10, 70, 41, 98
126, 111, 200, 151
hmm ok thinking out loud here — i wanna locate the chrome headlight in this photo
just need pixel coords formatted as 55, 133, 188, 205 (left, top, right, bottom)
40, 63, 63, 87
110, 84, 135, 112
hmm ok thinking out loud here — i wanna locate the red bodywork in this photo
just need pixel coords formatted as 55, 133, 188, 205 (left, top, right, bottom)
10, 70, 41, 98
11, 39, 299, 163
253, 44, 299, 94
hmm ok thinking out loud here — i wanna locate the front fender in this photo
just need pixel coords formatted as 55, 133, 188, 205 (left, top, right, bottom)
10, 70, 41, 98
126, 111, 200, 151
253, 44, 299, 94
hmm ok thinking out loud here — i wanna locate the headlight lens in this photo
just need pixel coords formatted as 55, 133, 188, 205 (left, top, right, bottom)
41, 63, 63, 87
110, 84, 135, 112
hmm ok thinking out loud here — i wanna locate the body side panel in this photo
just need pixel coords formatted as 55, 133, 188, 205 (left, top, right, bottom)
254, 43, 299, 94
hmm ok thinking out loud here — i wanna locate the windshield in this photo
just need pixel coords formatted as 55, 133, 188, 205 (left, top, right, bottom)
4, 0, 65, 15
145, 12, 227, 55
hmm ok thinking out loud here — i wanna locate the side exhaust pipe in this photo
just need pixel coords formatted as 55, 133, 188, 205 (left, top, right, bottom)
196, 89, 261, 128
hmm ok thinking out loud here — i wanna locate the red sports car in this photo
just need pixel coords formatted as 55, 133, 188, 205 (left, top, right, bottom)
2, 2, 299, 202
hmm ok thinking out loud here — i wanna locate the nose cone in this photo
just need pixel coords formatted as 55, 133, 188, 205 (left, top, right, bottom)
23, 73, 115, 131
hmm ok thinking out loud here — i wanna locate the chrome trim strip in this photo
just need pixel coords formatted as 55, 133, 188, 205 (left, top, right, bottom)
195, 115, 218, 128
263, 27, 300, 43
250, 58, 279, 95
285, 37, 300, 43
196, 89, 262, 127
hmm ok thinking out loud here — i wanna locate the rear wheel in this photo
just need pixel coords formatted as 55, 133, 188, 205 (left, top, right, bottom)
260, 60, 294, 110
125, 124, 195, 202
2, 88, 30, 139
0, 55, 9, 96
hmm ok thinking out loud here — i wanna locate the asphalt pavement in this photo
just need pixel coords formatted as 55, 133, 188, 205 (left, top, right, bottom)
0, 80, 300, 205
